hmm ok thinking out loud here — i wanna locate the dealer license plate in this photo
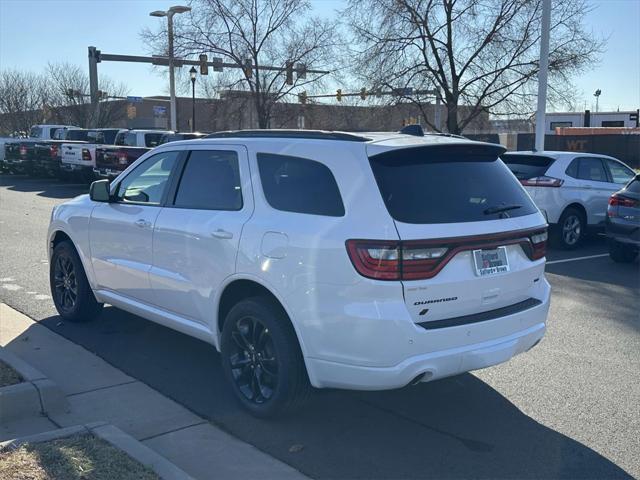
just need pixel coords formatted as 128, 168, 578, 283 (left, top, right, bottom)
472, 247, 510, 277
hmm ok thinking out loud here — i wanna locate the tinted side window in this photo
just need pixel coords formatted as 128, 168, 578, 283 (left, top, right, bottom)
565, 159, 579, 178
577, 157, 607, 182
257, 153, 345, 217
174, 150, 242, 210
116, 151, 180, 205
604, 159, 634, 185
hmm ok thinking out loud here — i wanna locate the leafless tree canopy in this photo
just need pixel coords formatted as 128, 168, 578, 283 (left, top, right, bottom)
0, 70, 48, 134
142, 0, 338, 128
345, 0, 602, 134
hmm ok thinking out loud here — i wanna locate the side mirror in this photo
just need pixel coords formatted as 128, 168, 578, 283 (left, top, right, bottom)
89, 179, 111, 202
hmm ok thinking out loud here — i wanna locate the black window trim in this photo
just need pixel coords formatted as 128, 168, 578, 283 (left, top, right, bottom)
111, 149, 187, 207
167, 149, 245, 211
256, 151, 346, 218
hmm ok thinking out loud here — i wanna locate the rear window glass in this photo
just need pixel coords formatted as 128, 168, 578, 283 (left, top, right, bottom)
145, 133, 162, 147
65, 130, 90, 141
626, 177, 640, 193
30, 126, 43, 138
369, 146, 538, 224
257, 153, 345, 217
501, 154, 555, 180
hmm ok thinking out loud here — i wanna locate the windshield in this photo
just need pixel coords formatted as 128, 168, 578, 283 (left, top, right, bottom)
29, 126, 42, 138
369, 145, 539, 224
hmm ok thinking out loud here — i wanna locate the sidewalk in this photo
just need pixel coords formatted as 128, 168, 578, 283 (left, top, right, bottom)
0, 303, 308, 480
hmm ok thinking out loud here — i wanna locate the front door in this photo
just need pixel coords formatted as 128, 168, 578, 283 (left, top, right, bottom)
150, 146, 253, 324
89, 150, 181, 305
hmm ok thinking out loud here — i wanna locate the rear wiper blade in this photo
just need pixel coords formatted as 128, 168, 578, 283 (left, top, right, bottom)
483, 204, 522, 215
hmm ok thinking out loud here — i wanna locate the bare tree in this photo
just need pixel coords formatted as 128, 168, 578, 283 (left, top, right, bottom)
345, 0, 602, 134
142, 0, 338, 128
0, 70, 47, 134
45, 63, 129, 128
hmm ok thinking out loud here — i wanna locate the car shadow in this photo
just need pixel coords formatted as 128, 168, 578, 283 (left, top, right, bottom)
36, 307, 632, 480
0, 174, 88, 199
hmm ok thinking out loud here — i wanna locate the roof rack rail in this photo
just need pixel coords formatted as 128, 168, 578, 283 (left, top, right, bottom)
205, 129, 371, 142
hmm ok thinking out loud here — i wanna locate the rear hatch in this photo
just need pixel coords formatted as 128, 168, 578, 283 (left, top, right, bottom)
61, 143, 94, 167
366, 143, 547, 325
501, 153, 559, 197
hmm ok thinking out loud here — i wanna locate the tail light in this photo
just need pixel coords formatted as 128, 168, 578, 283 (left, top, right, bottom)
117, 151, 128, 165
49, 144, 59, 158
520, 176, 563, 187
608, 194, 637, 208
19, 144, 27, 157
347, 228, 548, 281
82, 148, 91, 161
530, 230, 548, 260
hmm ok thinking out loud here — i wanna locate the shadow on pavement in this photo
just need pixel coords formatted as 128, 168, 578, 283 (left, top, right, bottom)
0, 174, 88, 199
38, 306, 632, 479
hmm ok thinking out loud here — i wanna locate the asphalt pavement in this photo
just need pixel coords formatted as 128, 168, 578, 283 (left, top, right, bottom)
1, 175, 638, 479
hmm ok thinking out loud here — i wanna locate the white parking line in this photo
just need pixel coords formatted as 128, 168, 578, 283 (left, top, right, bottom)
546, 253, 609, 265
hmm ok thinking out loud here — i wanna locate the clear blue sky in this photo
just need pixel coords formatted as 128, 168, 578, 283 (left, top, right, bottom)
0, 0, 638, 112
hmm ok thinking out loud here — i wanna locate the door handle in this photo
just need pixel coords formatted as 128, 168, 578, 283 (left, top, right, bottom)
211, 229, 233, 239
135, 219, 151, 228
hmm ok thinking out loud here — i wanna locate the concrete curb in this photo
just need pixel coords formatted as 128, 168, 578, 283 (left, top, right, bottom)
0, 348, 69, 422
1, 422, 195, 480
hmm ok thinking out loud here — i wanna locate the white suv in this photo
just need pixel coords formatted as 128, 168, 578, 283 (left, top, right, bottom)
48, 130, 550, 417
502, 151, 635, 249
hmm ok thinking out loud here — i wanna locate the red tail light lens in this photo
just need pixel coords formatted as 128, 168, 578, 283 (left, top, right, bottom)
49, 144, 59, 158
19, 145, 27, 157
117, 151, 128, 165
82, 148, 91, 161
347, 228, 548, 281
609, 194, 638, 208
530, 230, 548, 260
520, 176, 563, 187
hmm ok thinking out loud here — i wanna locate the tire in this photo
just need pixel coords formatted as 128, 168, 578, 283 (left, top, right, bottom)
50, 240, 103, 322
220, 296, 310, 417
550, 207, 585, 250
609, 239, 638, 263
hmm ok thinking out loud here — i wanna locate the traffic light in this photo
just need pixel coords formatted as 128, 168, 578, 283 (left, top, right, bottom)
285, 61, 294, 86
244, 58, 252, 78
298, 91, 308, 104
360, 88, 367, 100
296, 63, 306, 80
199, 54, 208, 75
336, 89, 342, 102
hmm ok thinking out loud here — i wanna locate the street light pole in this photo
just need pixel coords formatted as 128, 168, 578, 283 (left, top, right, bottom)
150, 5, 191, 132
534, 0, 551, 152
189, 66, 197, 132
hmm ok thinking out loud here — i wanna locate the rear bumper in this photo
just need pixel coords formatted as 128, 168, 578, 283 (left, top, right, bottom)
606, 218, 640, 245
306, 289, 549, 390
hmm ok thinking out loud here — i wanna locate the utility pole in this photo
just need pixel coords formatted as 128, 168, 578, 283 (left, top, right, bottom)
534, 0, 551, 152
150, 6, 191, 132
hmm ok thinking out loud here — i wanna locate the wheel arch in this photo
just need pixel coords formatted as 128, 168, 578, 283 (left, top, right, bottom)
214, 275, 314, 381
561, 202, 587, 224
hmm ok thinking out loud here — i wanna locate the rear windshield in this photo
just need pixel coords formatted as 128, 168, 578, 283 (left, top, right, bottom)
626, 177, 640, 194
99, 129, 120, 144
29, 126, 43, 138
501, 154, 555, 180
145, 133, 163, 147
369, 146, 538, 224
65, 130, 90, 141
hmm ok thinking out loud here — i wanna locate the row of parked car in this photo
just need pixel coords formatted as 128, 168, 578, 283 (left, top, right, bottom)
1, 124, 638, 261
0, 124, 207, 181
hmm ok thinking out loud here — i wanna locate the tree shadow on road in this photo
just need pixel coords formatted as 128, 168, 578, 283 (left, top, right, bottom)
0, 174, 88, 199
36, 306, 633, 480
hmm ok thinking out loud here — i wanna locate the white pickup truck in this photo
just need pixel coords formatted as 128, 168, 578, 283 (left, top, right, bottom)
60, 128, 124, 180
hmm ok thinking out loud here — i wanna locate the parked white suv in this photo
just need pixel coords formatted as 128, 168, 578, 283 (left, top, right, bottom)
48, 130, 550, 416
502, 151, 635, 249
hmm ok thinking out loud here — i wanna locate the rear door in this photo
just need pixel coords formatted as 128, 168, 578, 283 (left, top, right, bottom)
573, 157, 615, 225
367, 144, 546, 325
149, 146, 253, 324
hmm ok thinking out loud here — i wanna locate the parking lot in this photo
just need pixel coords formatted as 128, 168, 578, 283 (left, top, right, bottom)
1, 174, 638, 479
